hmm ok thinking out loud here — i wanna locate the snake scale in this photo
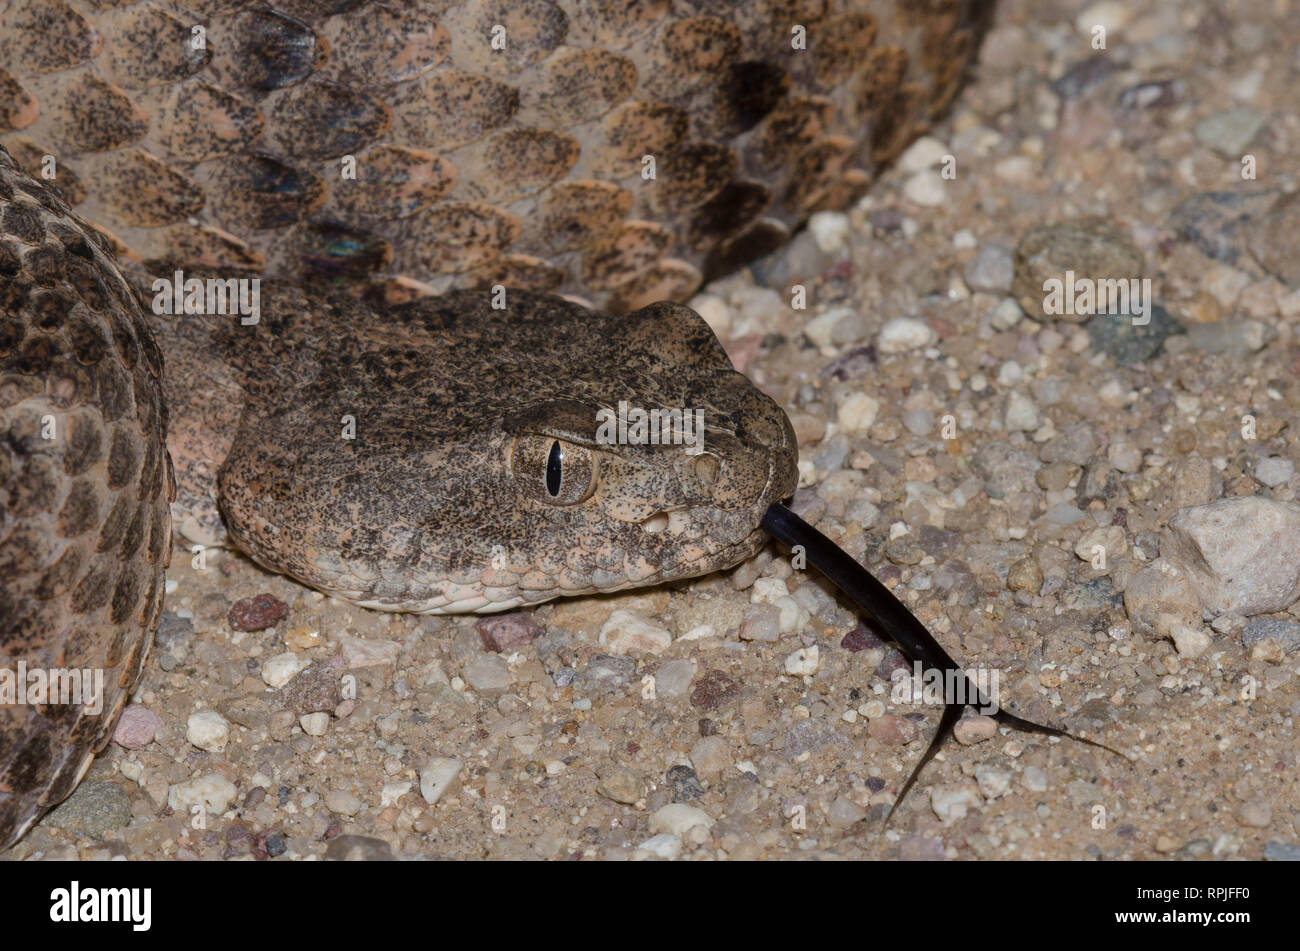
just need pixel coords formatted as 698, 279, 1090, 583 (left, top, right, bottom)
0, 0, 993, 848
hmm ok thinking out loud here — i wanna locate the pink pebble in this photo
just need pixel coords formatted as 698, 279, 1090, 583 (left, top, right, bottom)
113, 704, 162, 749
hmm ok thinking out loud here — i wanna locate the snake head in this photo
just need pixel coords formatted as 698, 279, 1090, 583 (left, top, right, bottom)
218, 291, 797, 613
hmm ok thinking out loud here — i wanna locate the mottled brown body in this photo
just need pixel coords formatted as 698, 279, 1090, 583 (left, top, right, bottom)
0, 0, 991, 848
0, 0, 991, 309
0, 150, 173, 848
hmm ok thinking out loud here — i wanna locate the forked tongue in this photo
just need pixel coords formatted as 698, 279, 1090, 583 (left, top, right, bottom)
760, 502, 1128, 823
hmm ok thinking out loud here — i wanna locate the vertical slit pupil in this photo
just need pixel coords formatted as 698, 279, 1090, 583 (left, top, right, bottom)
545, 440, 563, 497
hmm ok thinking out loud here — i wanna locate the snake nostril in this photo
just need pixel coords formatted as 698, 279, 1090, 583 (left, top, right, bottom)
641, 512, 669, 533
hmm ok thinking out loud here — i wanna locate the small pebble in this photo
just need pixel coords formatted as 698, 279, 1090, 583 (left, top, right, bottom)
597, 765, 645, 805
228, 593, 288, 632
877, 317, 936, 354
1163, 498, 1300, 616
963, 243, 1015, 293
299, 712, 329, 736
1194, 108, 1264, 156
808, 210, 851, 255
325, 791, 363, 816
168, 774, 238, 815
902, 170, 946, 206
649, 804, 715, 837
463, 654, 511, 695
112, 704, 163, 749
1253, 456, 1294, 487
420, 757, 463, 805
837, 391, 880, 432
186, 710, 230, 753
637, 833, 682, 860
784, 645, 819, 676
261, 651, 303, 689
476, 613, 542, 652
599, 610, 673, 655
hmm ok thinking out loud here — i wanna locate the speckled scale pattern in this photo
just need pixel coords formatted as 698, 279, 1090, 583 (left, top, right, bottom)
0, 147, 174, 849
0, 0, 991, 309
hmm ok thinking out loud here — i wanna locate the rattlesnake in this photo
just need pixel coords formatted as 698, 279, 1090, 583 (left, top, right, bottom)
0, 0, 992, 848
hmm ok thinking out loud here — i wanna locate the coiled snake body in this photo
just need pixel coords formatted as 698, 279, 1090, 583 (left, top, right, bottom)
0, 0, 991, 847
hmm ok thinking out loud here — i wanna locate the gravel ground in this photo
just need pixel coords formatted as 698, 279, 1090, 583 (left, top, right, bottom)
8, 0, 1300, 861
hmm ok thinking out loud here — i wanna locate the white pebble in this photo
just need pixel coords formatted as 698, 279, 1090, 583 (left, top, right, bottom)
975, 765, 1011, 799
929, 782, 981, 825
1004, 391, 1039, 431
996, 360, 1023, 386
1022, 765, 1049, 792
185, 710, 229, 753
598, 609, 673, 655
898, 135, 950, 173
808, 210, 851, 255
1074, 525, 1127, 562
636, 833, 683, 860
1254, 456, 1294, 487
837, 391, 880, 432
858, 699, 886, 719
784, 645, 820, 676
1108, 439, 1143, 473
1170, 624, 1212, 659
325, 791, 362, 816
750, 577, 791, 603
649, 804, 715, 837
902, 170, 946, 206
299, 712, 329, 736
877, 316, 936, 354
167, 774, 237, 815
802, 306, 850, 349
1076, 0, 1132, 33
689, 293, 731, 338
261, 651, 302, 688
380, 782, 411, 807
990, 297, 1023, 330
420, 757, 463, 805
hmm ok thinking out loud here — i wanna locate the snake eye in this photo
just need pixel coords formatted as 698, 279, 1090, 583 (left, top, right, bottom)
546, 440, 563, 497
511, 435, 597, 506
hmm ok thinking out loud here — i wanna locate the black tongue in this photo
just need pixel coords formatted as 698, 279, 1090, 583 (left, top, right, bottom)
759, 502, 1127, 822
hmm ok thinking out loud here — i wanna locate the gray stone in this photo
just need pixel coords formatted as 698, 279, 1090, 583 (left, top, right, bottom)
1194, 108, 1265, 157
964, 243, 1015, 293
1184, 318, 1274, 357
654, 659, 694, 699
1254, 456, 1295, 487
1162, 497, 1300, 616
974, 441, 1040, 499
1248, 191, 1300, 285
596, 765, 645, 805
324, 835, 395, 861
1124, 560, 1201, 639
576, 654, 638, 693
44, 781, 132, 837
1241, 619, 1300, 654
462, 654, 510, 696
1264, 841, 1300, 861
1086, 303, 1183, 366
